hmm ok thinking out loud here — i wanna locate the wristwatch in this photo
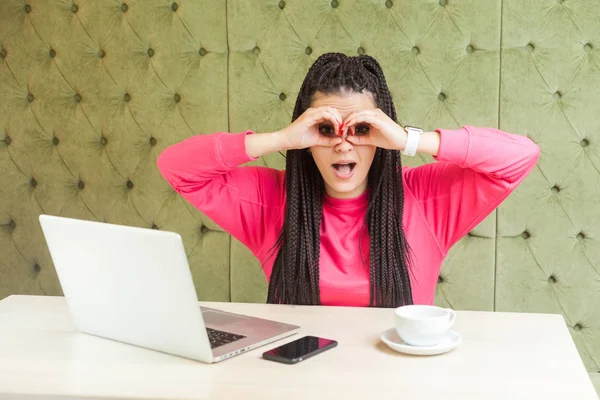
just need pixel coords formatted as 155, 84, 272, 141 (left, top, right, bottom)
401, 126, 423, 156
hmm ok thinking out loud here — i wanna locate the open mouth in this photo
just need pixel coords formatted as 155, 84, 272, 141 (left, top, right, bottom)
332, 162, 356, 176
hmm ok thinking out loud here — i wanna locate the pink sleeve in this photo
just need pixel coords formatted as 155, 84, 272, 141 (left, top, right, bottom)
156, 131, 285, 257
404, 126, 540, 255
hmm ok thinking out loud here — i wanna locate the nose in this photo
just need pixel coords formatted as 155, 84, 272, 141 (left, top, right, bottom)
335, 134, 353, 153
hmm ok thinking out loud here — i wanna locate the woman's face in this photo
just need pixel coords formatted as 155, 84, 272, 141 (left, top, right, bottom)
309, 91, 377, 199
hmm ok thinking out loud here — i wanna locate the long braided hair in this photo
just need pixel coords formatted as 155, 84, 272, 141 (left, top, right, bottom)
266, 52, 414, 308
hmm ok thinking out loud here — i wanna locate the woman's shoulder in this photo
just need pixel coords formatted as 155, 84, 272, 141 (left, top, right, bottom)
232, 165, 287, 209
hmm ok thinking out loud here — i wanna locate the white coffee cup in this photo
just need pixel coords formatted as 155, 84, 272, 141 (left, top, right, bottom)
394, 305, 456, 347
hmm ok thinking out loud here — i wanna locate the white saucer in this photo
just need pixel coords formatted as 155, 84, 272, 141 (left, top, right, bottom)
380, 328, 461, 356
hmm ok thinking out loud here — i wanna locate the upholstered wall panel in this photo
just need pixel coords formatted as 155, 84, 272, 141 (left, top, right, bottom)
1, 0, 599, 390
497, 0, 600, 378
0, 0, 231, 301
227, 0, 501, 310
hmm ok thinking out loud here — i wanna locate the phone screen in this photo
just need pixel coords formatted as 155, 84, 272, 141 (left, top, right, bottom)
263, 336, 337, 364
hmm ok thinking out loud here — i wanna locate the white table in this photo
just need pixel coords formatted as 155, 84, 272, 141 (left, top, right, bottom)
0, 295, 597, 399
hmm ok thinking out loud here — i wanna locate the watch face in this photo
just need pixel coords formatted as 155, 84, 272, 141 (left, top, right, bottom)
405, 126, 422, 133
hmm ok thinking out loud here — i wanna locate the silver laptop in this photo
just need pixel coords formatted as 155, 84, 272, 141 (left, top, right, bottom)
38, 214, 299, 363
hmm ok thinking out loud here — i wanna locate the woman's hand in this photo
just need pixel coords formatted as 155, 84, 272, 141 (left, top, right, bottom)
343, 109, 407, 151
279, 107, 344, 150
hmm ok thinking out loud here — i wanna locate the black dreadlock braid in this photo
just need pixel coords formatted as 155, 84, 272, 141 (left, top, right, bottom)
266, 52, 414, 308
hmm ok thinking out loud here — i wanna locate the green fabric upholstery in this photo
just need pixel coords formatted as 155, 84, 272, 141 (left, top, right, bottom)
0, 0, 232, 301
0, 0, 598, 391
496, 0, 600, 387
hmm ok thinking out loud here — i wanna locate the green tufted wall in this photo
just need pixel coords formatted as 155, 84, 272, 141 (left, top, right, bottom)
1, 0, 599, 391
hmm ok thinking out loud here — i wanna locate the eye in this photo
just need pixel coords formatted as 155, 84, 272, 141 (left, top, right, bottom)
354, 124, 370, 136
318, 123, 336, 137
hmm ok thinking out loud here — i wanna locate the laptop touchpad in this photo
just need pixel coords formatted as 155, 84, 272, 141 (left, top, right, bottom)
201, 310, 243, 326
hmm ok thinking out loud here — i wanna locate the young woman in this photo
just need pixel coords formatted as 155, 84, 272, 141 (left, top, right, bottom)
157, 53, 540, 308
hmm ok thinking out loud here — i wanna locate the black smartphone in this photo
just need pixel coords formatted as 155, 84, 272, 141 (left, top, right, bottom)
262, 336, 338, 364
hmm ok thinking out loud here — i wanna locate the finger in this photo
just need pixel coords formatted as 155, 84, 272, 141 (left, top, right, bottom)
344, 110, 378, 126
344, 111, 378, 126
326, 106, 344, 126
341, 111, 364, 136
343, 109, 377, 121
314, 134, 342, 147
340, 119, 351, 136
313, 111, 342, 134
325, 107, 344, 134
346, 134, 367, 145
320, 136, 343, 147
311, 106, 343, 127
344, 115, 379, 135
342, 110, 362, 127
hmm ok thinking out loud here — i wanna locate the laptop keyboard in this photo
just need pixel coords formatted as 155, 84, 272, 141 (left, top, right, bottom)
206, 327, 246, 349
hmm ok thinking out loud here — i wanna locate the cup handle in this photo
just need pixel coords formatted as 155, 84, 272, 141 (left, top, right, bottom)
446, 308, 456, 328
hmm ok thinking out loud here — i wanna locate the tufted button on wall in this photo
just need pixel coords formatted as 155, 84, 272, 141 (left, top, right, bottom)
438, 92, 446, 101
74, 93, 82, 103
551, 185, 560, 193
71, 4, 79, 13
584, 43, 593, 52
279, 92, 286, 101
521, 231, 530, 239
27, 93, 34, 103
151, 224, 159, 230
126, 180, 134, 189
78, 180, 84, 190
548, 275, 557, 284
30, 178, 37, 188
580, 138, 589, 147
171, 2, 178, 11
526, 43, 535, 52
33, 263, 41, 273
576, 232, 585, 241
121, 3, 128, 12
199, 47, 208, 56
557, 0, 564, 3
49, 49, 56, 58
466, 45, 474, 54
553, 91, 562, 100
100, 136, 107, 146
252, 46, 260, 55
98, 49, 105, 58
4, 135, 11, 145
574, 323, 583, 331
173, 93, 181, 103
147, 48, 154, 57
124, 93, 131, 102
305, 46, 312, 55
9, 219, 16, 230
149, 137, 157, 146
357, 47, 365, 55
201, 226, 209, 235
52, 137, 59, 146
385, 0, 393, 8
278, 1, 286, 9
25, 4, 32, 13
0, 48, 7, 58
439, 0, 448, 6
412, 46, 420, 55
331, 0, 339, 8
437, 275, 444, 283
